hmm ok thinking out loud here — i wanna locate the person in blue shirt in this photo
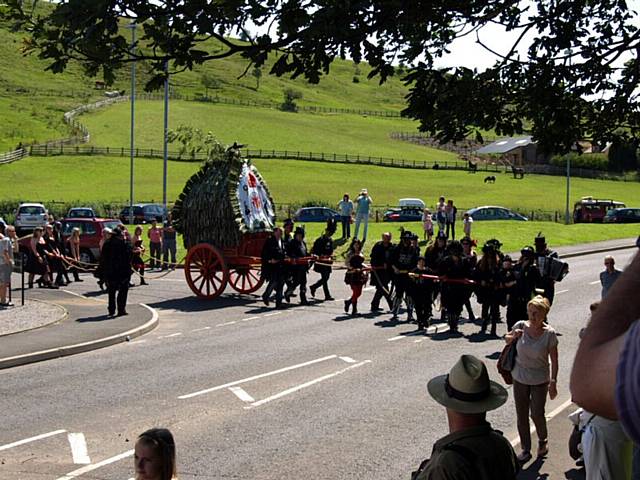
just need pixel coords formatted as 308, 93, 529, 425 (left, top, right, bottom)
354, 188, 372, 242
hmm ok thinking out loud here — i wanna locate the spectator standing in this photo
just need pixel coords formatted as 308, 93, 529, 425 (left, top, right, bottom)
337, 194, 354, 239
354, 188, 372, 242
66, 227, 83, 282
599, 255, 622, 299
422, 208, 433, 242
132, 226, 148, 286
462, 212, 473, 238
505, 296, 558, 465
343, 238, 368, 316
134, 428, 177, 480
162, 217, 177, 269
435, 196, 447, 235
100, 227, 133, 317
412, 355, 519, 480
445, 199, 457, 240
0, 223, 13, 307
148, 220, 163, 269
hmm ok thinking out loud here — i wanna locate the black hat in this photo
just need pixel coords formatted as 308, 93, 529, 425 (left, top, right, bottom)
520, 246, 535, 256
535, 232, 546, 245
294, 226, 305, 236
436, 231, 447, 240
461, 236, 472, 244
485, 238, 503, 250
503, 255, 513, 263
283, 218, 294, 227
401, 230, 413, 239
446, 240, 464, 256
417, 256, 426, 262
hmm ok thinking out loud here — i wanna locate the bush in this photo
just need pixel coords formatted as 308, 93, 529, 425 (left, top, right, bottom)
280, 88, 303, 112
549, 152, 608, 171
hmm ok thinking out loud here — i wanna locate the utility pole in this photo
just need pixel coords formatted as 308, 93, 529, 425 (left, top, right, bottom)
126, 22, 137, 225
163, 59, 169, 219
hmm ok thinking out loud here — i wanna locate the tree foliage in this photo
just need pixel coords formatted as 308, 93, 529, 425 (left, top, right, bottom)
280, 88, 303, 112
5, 0, 640, 153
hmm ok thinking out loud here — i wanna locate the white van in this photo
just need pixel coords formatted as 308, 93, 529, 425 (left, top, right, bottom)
398, 198, 425, 209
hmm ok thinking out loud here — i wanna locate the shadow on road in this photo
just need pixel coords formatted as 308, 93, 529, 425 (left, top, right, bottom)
76, 314, 114, 322
149, 294, 257, 312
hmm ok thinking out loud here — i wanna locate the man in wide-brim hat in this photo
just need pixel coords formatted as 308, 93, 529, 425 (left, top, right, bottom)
412, 355, 519, 479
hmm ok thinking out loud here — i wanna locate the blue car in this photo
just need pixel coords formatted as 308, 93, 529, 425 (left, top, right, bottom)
293, 207, 342, 223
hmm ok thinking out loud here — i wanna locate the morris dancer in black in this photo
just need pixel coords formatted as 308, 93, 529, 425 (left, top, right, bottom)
285, 227, 309, 305
309, 223, 335, 301
369, 232, 394, 312
343, 238, 368, 316
425, 231, 447, 318
475, 240, 502, 336
409, 256, 434, 330
100, 227, 133, 317
261, 227, 286, 309
391, 230, 419, 321
461, 236, 477, 322
282, 218, 296, 296
534, 233, 558, 304
505, 246, 540, 330
438, 240, 473, 334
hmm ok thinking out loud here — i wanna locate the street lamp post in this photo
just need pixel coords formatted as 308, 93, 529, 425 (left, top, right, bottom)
126, 22, 137, 225
565, 156, 571, 224
162, 60, 169, 219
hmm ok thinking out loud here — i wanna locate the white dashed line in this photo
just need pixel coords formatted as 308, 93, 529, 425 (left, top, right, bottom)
67, 432, 91, 465
159, 332, 182, 339
242, 316, 260, 322
0, 429, 67, 451
589, 280, 600, 285
191, 326, 211, 332
216, 321, 237, 327
556, 289, 569, 294
179, 354, 338, 399
56, 449, 134, 480
339, 356, 357, 363
245, 360, 372, 409
264, 311, 282, 317
228, 386, 256, 403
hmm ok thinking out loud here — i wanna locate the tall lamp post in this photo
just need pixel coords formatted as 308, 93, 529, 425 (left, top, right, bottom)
564, 48, 572, 225
162, 60, 169, 220
126, 22, 137, 225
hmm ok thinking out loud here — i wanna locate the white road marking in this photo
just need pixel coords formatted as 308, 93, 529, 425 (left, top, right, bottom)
556, 289, 569, 294
339, 356, 357, 363
246, 360, 372, 409
229, 386, 256, 403
589, 280, 600, 285
56, 449, 134, 480
388, 323, 450, 341
0, 429, 66, 451
191, 326, 211, 332
128, 340, 147, 345
67, 433, 91, 465
179, 354, 338, 399
241, 316, 260, 322
159, 332, 182, 338
61, 289, 105, 303
264, 312, 281, 317
216, 321, 237, 327
510, 397, 573, 447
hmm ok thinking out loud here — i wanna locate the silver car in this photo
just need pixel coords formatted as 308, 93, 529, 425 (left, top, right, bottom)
14, 203, 49, 233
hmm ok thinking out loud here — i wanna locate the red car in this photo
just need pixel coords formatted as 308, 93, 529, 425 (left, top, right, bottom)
61, 218, 122, 263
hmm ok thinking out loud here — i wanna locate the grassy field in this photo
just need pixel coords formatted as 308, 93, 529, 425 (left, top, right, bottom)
2, 155, 640, 215
79, 100, 444, 161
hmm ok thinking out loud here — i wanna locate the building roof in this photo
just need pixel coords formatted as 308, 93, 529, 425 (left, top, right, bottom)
475, 136, 534, 154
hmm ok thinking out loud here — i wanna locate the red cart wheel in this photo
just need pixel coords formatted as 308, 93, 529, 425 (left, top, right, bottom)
185, 243, 228, 299
229, 268, 264, 294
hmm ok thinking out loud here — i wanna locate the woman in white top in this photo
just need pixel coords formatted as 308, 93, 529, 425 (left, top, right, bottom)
505, 295, 559, 464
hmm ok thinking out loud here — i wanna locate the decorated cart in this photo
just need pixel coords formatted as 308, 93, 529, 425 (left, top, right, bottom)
172, 145, 276, 299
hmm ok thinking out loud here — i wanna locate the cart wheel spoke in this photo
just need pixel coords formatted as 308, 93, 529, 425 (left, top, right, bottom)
185, 244, 228, 299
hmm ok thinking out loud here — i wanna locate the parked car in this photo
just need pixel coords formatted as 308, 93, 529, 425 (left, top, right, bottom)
465, 206, 528, 221
383, 207, 424, 222
14, 203, 48, 234
67, 207, 97, 219
603, 208, 640, 224
61, 217, 122, 263
573, 196, 626, 223
293, 207, 342, 223
119, 203, 167, 224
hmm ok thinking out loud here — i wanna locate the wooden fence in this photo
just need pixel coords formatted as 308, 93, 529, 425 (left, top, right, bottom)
0, 148, 28, 165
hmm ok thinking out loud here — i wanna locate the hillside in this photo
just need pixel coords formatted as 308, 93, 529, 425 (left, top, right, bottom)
0, 10, 412, 152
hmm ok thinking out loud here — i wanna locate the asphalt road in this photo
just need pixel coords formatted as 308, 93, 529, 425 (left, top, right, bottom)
1, 248, 636, 480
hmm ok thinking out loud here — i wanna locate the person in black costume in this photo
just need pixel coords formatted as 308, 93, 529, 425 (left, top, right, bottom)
261, 227, 286, 308
284, 227, 309, 305
534, 233, 558, 304
425, 231, 447, 318
343, 238, 368, 316
369, 232, 394, 312
439, 240, 473, 334
461, 236, 477, 322
409, 256, 434, 330
99, 227, 133, 317
391, 230, 419, 321
43, 224, 69, 287
309, 224, 335, 301
506, 246, 541, 330
475, 240, 502, 336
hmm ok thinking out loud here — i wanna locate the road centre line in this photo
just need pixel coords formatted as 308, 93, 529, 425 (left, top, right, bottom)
159, 332, 182, 339
0, 429, 67, 451
339, 356, 357, 363
178, 354, 338, 399
56, 449, 134, 480
264, 311, 281, 317
229, 386, 256, 403
242, 316, 260, 322
216, 321, 237, 327
589, 280, 600, 285
67, 432, 91, 465
191, 326, 211, 332
556, 289, 569, 294
246, 360, 372, 409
